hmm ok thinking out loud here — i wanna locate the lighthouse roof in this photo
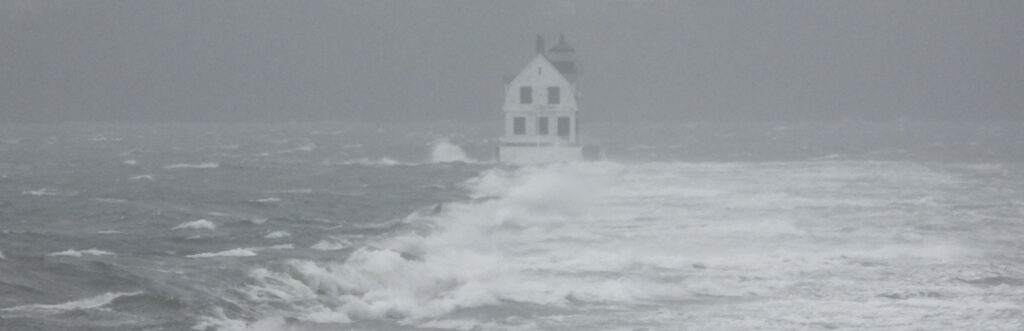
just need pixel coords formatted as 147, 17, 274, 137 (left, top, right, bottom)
548, 35, 574, 52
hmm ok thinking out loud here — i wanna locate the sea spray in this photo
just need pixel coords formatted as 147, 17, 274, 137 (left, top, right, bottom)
430, 139, 474, 163
237, 162, 619, 323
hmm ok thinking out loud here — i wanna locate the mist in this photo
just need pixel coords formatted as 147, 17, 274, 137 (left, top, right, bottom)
3, 2, 1024, 330
1, 0, 1021, 122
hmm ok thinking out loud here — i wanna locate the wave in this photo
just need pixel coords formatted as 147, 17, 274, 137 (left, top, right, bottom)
46, 249, 115, 257
188, 245, 293, 259
187, 248, 257, 258
310, 238, 351, 251
163, 162, 220, 169
212, 160, 1015, 329
129, 174, 155, 180
267, 188, 314, 194
265, 231, 291, 239
0, 250, 5, 260
430, 139, 476, 163
250, 197, 281, 205
0, 291, 142, 316
122, 159, 138, 165
173, 219, 216, 230
336, 157, 409, 167
238, 163, 621, 324
22, 188, 78, 197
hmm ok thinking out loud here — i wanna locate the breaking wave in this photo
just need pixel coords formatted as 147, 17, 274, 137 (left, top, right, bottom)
173, 219, 216, 230
264, 231, 291, 239
46, 249, 115, 257
164, 162, 220, 169
336, 158, 408, 167
0, 291, 142, 316
187, 248, 257, 258
188, 245, 293, 259
430, 139, 475, 163
21, 188, 78, 197
208, 160, 1009, 330
233, 163, 620, 325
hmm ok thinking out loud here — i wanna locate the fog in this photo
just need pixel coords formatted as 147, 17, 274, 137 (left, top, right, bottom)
1, 0, 1021, 122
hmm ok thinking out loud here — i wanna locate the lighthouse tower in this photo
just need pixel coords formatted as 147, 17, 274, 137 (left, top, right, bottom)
498, 35, 583, 164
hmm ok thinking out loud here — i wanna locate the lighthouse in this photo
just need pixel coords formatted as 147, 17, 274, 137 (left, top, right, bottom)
498, 35, 584, 164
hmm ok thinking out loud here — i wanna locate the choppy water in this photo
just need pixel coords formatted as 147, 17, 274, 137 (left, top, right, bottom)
1, 121, 1022, 330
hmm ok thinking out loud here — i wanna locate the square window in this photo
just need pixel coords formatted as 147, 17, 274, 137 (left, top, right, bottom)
557, 117, 571, 137
520, 86, 532, 104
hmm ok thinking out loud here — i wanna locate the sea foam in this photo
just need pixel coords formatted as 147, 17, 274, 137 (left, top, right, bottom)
173, 219, 216, 230
1, 292, 142, 315
163, 162, 219, 169
265, 231, 291, 239
46, 249, 115, 257
429, 139, 475, 163
187, 248, 257, 258
240, 163, 621, 323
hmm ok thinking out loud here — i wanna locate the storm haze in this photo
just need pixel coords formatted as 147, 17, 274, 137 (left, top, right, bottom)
1, 0, 1021, 122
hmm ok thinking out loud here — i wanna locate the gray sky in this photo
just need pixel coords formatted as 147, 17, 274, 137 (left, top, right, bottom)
1, 0, 1021, 122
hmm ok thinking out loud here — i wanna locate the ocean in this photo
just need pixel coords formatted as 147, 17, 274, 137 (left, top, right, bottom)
0, 121, 1022, 330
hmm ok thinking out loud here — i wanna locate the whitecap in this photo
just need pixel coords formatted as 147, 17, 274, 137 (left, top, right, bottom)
122, 159, 138, 165
46, 249, 115, 257
187, 248, 257, 258
93, 198, 127, 203
163, 162, 219, 169
265, 231, 291, 239
128, 174, 154, 180
21, 188, 77, 197
338, 158, 409, 167
173, 219, 216, 230
0, 250, 6, 260
0, 291, 142, 315
252, 197, 281, 204
269, 188, 314, 194
238, 163, 619, 322
310, 238, 350, 251
430, 139, 475, 163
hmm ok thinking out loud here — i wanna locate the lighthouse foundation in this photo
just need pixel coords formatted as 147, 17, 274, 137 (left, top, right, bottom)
497, 143, 583, 165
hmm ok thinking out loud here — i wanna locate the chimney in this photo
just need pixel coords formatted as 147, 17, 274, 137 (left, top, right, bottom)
535, 34, 545, 54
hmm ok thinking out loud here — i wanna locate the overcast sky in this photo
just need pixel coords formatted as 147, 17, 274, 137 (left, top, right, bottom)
1, 0, 1021, 122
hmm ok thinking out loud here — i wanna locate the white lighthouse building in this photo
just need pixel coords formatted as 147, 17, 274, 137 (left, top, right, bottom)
498, 35, 584, 164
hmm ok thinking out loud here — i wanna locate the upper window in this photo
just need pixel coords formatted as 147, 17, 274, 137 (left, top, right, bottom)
548, 86, 560, 104
520, 86, 532, 104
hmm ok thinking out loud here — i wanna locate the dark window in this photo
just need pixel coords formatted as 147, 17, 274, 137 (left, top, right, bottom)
513, 117, 526, 135
520, 86, 532, 104
537, 117, 549, 135
557, 117, 571, 137
548, 87, 560, 104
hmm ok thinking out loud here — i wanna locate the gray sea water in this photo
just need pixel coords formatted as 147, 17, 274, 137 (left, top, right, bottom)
1, 121, 1022, 330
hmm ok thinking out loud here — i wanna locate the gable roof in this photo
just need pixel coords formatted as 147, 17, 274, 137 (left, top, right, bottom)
510, 54, 572, 87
